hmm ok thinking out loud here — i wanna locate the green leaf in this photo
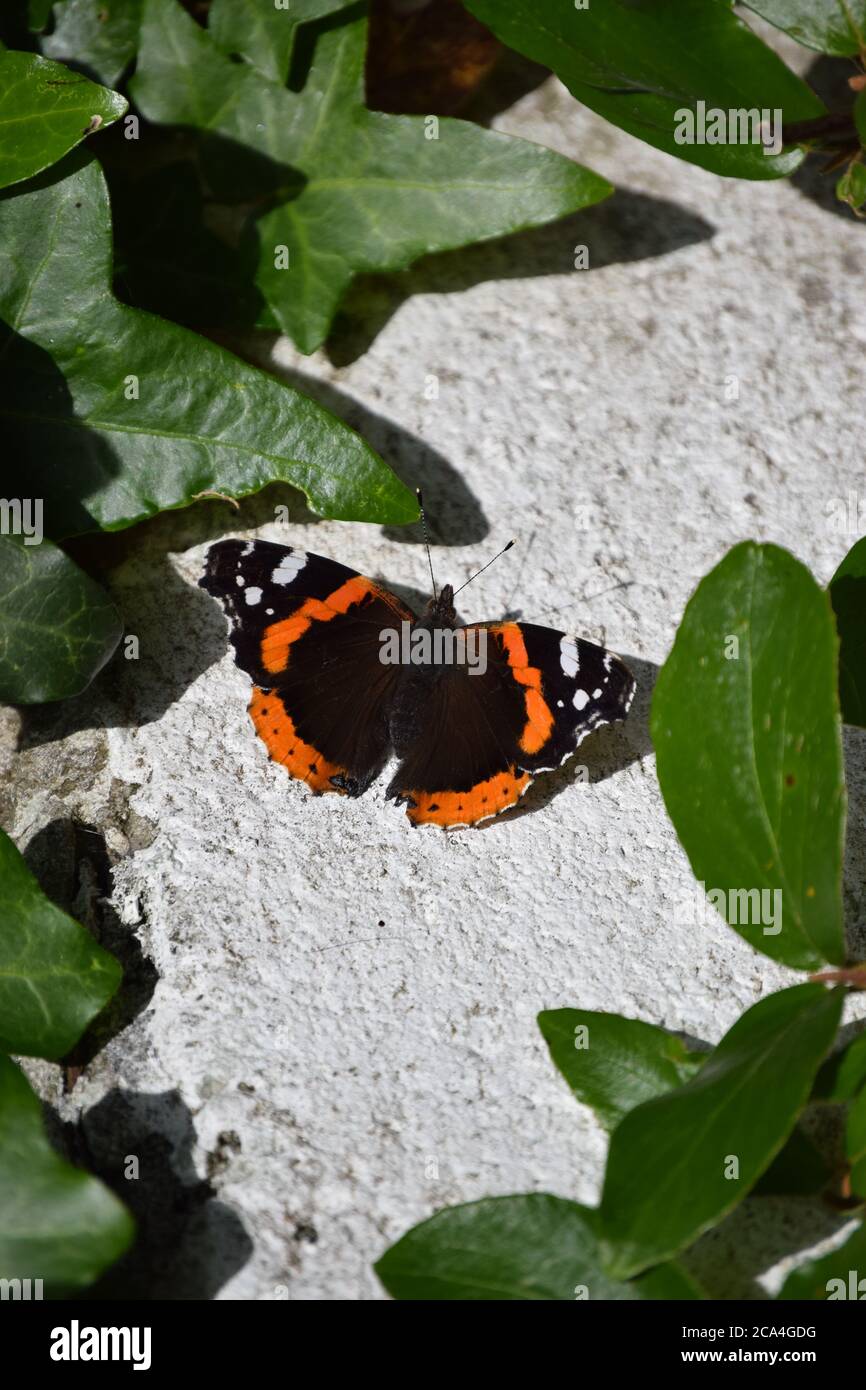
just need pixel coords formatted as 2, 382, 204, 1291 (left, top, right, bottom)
0, 1054, 133, 1290
848, 1086, 866, 1200
209, 0, 352, 83
0, 152, 416, 534
40, 0, 142, 89
538, 1009, 704, 1131
651, 542, 846, 970
465, 0, 823, 180
836, 159, 866, 212
0, 49, 126, 189
830, 538, 866, 728
0, 535, 122, 703
813, 1030, 866, 1101
740, 1, 866, 57
600, 984, 844, 1279
375, 1194, 703, 1301
131, 0, 611, 354
29, 0, 62, 33
779, 1222, 866, 1298
0, 827, 122, 1057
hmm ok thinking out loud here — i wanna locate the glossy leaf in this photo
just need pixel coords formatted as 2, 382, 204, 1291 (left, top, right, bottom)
375, 1194, 703, 1301
466, 0, 823, 180
830, 537, 866, 728
538, 1009, 704, 1131
813, 1030, 866, 1101
848, 1087, 866, 1200
0, 827, 122, 1057
40, 0, 142, 89
0, 152, 416, 534
0, 1055, 133, 1290
651, 542, 846, 970
132, 0, 611, 354
741, 1, 866, 57
0, 49, 126, 189
0, 535, 122, 703
779, 1222, 866, 1299
600, 984, 844, 1279
209, 0, 352, 83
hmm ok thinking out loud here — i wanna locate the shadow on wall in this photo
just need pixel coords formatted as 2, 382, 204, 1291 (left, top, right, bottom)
326, 190, 716, 367
23, 818, 158, 1075
45, 1088, 254, 1300
791, 55, 862, 220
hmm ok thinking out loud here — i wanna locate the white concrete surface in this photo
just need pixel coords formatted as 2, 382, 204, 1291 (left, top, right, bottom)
5, 27, 866, 1299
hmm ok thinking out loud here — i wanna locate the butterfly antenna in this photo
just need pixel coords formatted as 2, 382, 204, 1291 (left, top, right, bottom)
416, 488, 437, 601
452, 539, 516, 599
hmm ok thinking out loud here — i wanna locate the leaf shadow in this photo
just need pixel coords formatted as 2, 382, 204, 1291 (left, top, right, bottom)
0, 325, 123, 539
22, 818, 159, 1076
325, 190, 716, 367
789, 55, 861, 221
245, 354, 489, 546
15, 485, 315, 747
45, 1087, 254, 1300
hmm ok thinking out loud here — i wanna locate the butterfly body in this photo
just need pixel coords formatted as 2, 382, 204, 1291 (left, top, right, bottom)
200, 540, 635, 827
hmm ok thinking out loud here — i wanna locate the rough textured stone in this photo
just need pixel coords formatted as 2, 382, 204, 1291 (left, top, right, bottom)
3, 30, 865, 1299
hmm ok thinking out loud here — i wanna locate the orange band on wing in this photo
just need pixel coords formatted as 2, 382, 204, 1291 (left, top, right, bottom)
261, 576, 375, 674
491, 623, 554, 756
405, 768, 531, 827
250, 687, 344, 793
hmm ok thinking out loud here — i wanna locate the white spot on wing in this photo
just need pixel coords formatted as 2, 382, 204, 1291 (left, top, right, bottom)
236, 575, 245, 586
592, 687, 602, 699
560, 636, 579, 679
573, 688, 590, 711
241, 541, 255, 556
272, 552, 308, 586
245, 586, 263, 606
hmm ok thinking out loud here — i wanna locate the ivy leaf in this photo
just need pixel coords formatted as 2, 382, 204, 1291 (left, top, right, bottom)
0, 535, 122, 703
40, 0, 143, 89
848, 1087, 866, 1200
0, 1054, 133, 1290
830, 538, 866, 728
651, 542, 846, 971
0, 49, 126, 189
537, 1009, 704, 1132
209, 0, 353, 83
813, 1031, 866, 1101
131, 0, 611, 354
465, 0, 823, 179
0, 152, 416, 534
0, 828, 122, 1056
600, 984, 843, 1279
375, 1195, 703, 1301
779, 1222, 866, 1299
740, 1, 866, 57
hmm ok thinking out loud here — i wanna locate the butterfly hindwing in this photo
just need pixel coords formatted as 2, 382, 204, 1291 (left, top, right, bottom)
388, 622, 635, 827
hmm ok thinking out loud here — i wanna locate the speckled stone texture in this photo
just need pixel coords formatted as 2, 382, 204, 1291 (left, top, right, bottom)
4, 29, 865, 1299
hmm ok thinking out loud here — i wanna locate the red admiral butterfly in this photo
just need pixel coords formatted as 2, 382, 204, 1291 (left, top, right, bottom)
201, 527, 635, 828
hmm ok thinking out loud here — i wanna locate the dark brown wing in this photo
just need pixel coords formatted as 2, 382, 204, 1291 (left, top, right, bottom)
201, 539, 414, 796
387, 621, 635, 826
